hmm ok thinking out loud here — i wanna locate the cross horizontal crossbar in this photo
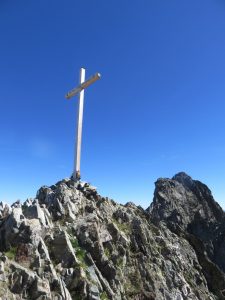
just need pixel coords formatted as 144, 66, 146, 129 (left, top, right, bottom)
65, 72, 101, 99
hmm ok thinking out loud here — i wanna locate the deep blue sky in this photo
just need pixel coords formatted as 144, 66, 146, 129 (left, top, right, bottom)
0, 0, 225, 208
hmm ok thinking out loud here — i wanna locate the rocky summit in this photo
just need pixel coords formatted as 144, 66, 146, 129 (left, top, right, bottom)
0, 173, 225, 300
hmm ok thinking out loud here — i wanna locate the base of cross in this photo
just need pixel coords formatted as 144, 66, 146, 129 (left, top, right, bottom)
71, 171, 81, 189
72, 171, 81, 182
70, 175, 97, 194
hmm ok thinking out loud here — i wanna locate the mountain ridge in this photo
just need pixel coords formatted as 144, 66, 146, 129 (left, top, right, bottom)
0, 172, 225, 299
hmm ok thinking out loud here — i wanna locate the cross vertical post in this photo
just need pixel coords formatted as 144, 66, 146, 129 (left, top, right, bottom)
65, 68, 101, 182
74, 67, 85, 181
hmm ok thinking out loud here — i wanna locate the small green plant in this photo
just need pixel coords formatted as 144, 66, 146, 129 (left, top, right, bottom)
5, 247, 17, 260
100, 291, 109, 300
70, 237, 87, 268
70, 237, 79, 249
113, 219, 131, 234
76, 248, 86, 262
104, 247, 111, 258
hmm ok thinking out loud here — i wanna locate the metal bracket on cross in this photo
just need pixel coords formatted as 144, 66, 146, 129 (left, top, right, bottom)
65, 68, 101, 181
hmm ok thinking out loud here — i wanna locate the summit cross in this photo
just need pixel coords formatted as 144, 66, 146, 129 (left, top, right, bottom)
65, 68, 101, 181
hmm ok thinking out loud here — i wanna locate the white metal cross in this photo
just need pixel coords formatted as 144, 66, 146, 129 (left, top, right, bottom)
65, 68, 101, 181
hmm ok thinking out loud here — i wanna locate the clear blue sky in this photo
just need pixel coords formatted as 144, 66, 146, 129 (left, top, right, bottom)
1, 0, 225, 208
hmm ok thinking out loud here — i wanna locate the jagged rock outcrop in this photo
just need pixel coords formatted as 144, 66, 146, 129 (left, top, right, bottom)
0, 173, 225, 299
149, 172, 225, 299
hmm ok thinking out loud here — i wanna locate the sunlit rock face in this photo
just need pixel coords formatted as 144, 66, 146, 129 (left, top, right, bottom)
0, 173, 225, 299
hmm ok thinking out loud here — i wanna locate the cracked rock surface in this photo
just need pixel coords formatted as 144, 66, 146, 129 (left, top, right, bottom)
0, 173, 225, 299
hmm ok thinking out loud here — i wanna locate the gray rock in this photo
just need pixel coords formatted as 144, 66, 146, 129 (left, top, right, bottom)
0, 201, 11, 219
48, 230, 78, 268
0, 173, 224, 299
23, 199, 48, 227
